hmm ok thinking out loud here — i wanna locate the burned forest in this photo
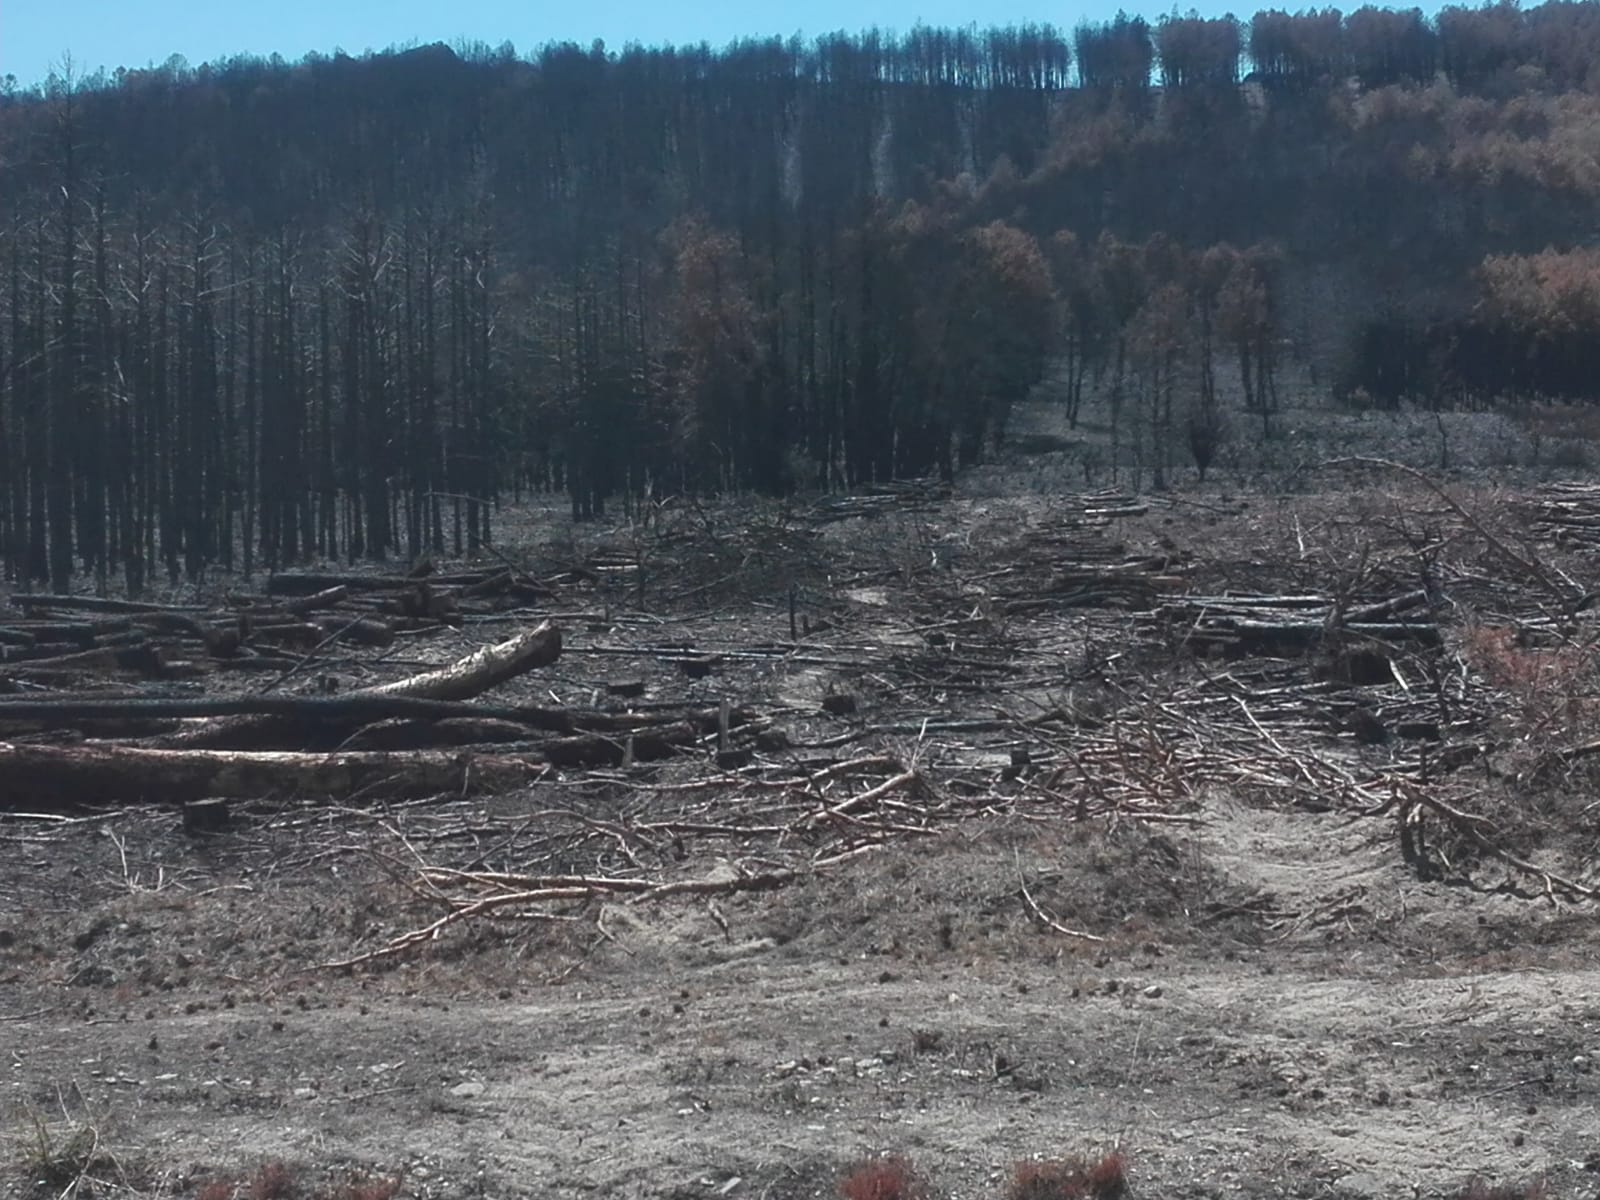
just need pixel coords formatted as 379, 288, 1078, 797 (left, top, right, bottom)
4, 6, 1600, 583
3, 8, 1600, 1200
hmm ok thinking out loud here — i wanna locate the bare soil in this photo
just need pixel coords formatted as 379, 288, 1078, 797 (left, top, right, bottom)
4, 478, 1600, 1200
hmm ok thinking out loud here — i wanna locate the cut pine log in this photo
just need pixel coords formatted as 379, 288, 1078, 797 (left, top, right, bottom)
0, 741, 538, 807
160, 621, 563, 749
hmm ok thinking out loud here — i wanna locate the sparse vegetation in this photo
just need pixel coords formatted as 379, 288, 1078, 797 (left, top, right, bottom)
840, 1155, 928, 1200
12, 1100, 135, 1200
1007, 1153, 1128, 1200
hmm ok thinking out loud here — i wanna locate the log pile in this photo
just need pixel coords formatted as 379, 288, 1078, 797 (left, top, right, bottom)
1151, 588, 1441, 659
805, 479, 953, 523
0, 620, 775, 808
1522, 482, 1600, 552
965, 498, 1194, 614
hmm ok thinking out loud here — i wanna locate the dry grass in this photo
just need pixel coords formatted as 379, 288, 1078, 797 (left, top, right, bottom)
1006, 1152, 1128, 1200
1453, 1179, 1546, 1200
247, 1162, 298, 1200
191, 1164, 403, 1200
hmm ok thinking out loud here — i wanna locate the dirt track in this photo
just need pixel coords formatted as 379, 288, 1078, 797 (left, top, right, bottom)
4, 795, 1597, 1200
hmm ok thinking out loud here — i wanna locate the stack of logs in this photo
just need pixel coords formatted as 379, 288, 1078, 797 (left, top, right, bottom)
1522, 482, 1600, 551
1151, 588, 1441, 666
997, 499, 1187, 614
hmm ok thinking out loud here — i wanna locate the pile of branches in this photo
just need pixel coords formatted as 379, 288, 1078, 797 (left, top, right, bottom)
323, 751, 949, 968
805, 479, 953, 524
1151, 587, 1441, 661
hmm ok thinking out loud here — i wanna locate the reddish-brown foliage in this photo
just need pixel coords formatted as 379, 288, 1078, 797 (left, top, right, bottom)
839, 1154, 928, 1200
1007, 1152, 1128, 1200
331, 1176, 404, 1200
1459, 623, 1600, 743
248, 1162, 298, 1200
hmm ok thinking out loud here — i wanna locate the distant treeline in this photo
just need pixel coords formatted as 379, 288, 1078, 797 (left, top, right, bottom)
3, 5, 1600, 589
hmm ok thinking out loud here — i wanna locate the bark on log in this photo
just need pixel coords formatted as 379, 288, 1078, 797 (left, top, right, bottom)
309, 615, 395, 647
2, 644, 166, 675
236, 584, 350, 614
0, 691, 747, 734
9, 593, 208, 614
342, 717, 542, 750
266, 572, 428, 595
360, 622, 562, 699
0, 741, 538, 807
161, 622, 562, 748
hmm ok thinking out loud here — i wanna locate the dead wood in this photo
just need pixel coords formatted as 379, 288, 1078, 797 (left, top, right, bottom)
9, 593, 208, 615
1, 643, 166, 676
235, 584, 350, 614
0, 740, 539, 808
161, 621, 563, 749
360, 623, 563, 699
1324, 457, 1580, 603
320, 860, 838, 971
341, 717, 542, 750
266, 571, 437, 595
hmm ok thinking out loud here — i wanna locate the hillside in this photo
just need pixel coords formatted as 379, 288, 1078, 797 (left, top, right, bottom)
3, 8, 1600, 585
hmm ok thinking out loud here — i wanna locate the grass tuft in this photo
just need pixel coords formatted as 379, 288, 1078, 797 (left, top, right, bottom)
839, 1154, 927, 1200
1007, 1151, 1127, 1200
248, 1162, 298, 1200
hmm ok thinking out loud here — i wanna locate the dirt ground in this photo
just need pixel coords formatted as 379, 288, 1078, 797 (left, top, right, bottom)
4, 475, 1600, 1200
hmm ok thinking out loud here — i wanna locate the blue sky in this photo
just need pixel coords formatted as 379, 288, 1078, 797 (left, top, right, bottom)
3, 0, 1249, 90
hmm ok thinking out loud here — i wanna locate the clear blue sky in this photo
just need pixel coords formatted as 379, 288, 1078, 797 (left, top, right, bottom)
4, 0, 1247, 90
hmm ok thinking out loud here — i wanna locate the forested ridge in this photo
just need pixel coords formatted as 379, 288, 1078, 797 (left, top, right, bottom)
3, 4, 1600, 590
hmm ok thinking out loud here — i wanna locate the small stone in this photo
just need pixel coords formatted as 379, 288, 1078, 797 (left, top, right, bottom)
450, 1081, 486, 1098
1142, 985, 1163, 999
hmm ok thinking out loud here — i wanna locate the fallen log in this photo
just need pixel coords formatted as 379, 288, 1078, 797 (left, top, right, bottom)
161, 621, 563, 748
342, 717, 541, 750
9, 593, 208, 615
362, 621, 562, 699
1, 643, 166, 675
266, 572, 427, 595
0, 691, 743, 733
309, 615, 395, 647
0, 741, 538, 808
231, 584, 350, 615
